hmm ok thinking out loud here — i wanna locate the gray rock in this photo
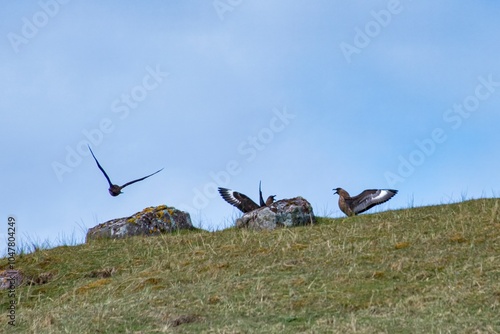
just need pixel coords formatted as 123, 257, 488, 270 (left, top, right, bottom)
0, 270, 23, 290
236, 196, 315, 230
86, 205, 193, 242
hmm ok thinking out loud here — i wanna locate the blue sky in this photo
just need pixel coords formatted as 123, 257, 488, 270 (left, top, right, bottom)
2, 1, 500, 254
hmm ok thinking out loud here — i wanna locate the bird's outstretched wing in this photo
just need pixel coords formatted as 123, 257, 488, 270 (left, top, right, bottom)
120, 168, 164, 189
88, 145, 113, 187
259, 181, 265, 207
218, 187, 260, 213
348, 189, 398, 214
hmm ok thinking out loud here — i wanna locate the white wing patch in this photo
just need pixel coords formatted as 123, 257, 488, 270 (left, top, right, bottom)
372, 190, 390, 202
228, 190, 242, 205
220, 188, 241, 205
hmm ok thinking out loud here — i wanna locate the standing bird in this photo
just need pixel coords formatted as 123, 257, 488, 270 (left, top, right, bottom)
333, 187, 398, 216
218, 182, 276, 213
259, 181, 276, 207
88, 145, 163, 197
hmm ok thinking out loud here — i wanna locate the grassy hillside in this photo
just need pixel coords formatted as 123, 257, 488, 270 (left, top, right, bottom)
2, 199, 500, 333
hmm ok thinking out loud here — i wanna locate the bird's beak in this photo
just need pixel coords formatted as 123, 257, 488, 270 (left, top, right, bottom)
333, 188, 338, 194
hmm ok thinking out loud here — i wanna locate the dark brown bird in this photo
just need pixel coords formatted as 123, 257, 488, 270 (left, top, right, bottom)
218, 182, 275, 213
259, 181, 276, 207
333, 187, 398, 216
88, 145, 163, 197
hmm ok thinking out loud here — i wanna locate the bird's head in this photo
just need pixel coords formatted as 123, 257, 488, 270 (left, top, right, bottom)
266, 195, 276, 205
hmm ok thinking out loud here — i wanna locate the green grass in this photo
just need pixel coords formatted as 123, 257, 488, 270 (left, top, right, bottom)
2, 199, 500, 333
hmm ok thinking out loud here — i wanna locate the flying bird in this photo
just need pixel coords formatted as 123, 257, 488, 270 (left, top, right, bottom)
88, 145, 163, 197
218, 182, 276, 213
333, 187, 398, 216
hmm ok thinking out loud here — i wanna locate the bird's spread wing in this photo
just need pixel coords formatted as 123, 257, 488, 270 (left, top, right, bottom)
88, 145, 113, 187
218, 187, 260, 213
349, 189, 398, 214
259, 181, 265, 207
120, 168, 163, 189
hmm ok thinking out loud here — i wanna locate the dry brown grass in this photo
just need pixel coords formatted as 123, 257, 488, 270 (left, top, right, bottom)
1, 199, 500, 333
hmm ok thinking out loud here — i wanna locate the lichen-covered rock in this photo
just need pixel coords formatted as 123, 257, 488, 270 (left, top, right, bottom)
0, 270, 23, 290
236, 196, 315, 230
86, 205, 193, 242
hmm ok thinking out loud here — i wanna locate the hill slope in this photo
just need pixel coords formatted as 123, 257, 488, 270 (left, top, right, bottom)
2, 199, 500, 333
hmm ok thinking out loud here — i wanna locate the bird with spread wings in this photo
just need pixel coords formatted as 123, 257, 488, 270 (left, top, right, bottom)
333, 187, 397, 216
218, 181, 276, 213
88, 145, 163, 197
